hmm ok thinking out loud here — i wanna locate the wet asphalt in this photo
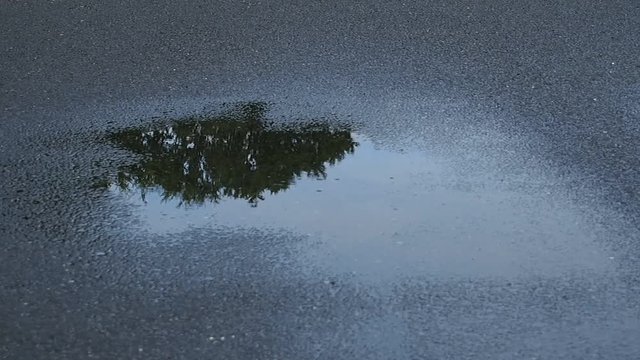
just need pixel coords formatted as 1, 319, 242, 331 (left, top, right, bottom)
2, 1, 640, 359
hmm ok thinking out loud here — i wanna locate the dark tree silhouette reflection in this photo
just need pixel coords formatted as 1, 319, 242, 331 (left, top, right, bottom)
107, 103, 358, 206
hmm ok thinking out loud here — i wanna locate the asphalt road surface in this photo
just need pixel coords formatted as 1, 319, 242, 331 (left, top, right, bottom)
2, 1, 640, 359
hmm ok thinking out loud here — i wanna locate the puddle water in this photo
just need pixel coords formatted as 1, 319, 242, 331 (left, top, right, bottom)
104, 103, 612, 280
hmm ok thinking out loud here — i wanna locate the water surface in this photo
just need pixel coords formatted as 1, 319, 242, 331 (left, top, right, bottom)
105, 103, 613, 280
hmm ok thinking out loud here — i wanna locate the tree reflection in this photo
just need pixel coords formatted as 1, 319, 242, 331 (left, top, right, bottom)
107, 103, 357, 206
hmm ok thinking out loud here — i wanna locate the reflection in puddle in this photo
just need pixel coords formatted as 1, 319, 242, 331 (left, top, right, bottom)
104, 103, 612, 280
107, 102, 357, 206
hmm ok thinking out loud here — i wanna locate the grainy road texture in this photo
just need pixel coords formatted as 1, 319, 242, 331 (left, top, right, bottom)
2, 1, 639, 359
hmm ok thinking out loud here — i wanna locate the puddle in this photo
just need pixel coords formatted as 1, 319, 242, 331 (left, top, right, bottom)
103, 103, 613, 280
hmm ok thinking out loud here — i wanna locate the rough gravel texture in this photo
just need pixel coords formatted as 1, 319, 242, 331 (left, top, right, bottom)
2, 1, 640, 359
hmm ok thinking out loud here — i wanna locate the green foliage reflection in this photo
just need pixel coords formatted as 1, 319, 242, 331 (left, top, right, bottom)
107, 103, 357, 206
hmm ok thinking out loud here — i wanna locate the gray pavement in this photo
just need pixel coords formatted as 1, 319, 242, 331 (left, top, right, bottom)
2, 1, 640, 359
